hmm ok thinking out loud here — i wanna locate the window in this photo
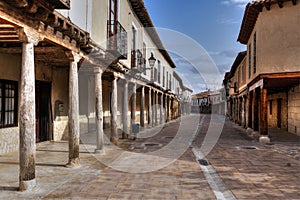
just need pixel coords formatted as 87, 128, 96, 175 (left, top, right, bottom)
248, 43, 251, 79
0, 80, 18, 128
253, 32, 257, 74
131, 25, 137, 68
269, 100, 273, 115
158, 60, 161, 84
169, 74, 172, 89
153, 68, 157, 82
166, 71, 169, 88
142, 42, 146, 75
163, 66, 165, 87
109, 0, 118, 33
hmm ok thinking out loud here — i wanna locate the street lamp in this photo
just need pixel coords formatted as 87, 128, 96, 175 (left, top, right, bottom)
148, 52, 156, 68
127, 52, 156, 79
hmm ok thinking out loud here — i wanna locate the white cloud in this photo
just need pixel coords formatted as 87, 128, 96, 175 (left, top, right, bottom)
221, 0, 250, 8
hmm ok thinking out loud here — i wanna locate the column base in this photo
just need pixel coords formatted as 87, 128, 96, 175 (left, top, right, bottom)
251, 131, 260, 138
259, 135, 270, 144
122, 132, 129, 139
110, 137, 119, 145
19, 178, 36, 192
246, 128, 253, 135
129, 135, 136, 140
66, 158, 80, 168
94, 149, 106, 154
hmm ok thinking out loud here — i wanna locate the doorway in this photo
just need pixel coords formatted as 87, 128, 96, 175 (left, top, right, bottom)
277, 98, 282, 128
36, 81, 52, 143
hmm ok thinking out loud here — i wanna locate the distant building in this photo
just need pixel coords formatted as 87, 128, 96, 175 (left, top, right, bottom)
224, 0, 300, 143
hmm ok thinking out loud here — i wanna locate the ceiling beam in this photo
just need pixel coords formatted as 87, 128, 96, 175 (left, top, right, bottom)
0, 46, 65, 54
277, 0, 283, 8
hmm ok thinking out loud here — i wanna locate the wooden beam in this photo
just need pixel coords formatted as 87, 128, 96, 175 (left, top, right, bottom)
0, 46, 65, 54
277, 0, 283, 8
6, 0, 28, 7
264, 2, 271, 10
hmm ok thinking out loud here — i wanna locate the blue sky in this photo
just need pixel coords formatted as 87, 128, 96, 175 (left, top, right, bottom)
144, 0, 250, 93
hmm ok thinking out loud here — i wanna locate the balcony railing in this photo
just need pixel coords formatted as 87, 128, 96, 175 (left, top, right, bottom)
49, 0, 70, 9
107, 20, 128, 59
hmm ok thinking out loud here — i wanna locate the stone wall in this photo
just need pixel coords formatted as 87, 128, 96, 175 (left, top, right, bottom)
288, 84, 300, 136
0, 127, 19, 154
267, 92, 288, 130
0, 53, 71, 154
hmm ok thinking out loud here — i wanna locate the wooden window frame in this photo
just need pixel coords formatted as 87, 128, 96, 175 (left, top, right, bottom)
253, 32, 257, 74
0, 79, 18, 128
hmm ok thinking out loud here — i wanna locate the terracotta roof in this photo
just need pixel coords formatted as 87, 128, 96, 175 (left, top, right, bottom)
129, 0, 176, 68
237, 0, 297, 44
223, 51, 246, 84
192, 91, 211, 99
229, 51, 246, 78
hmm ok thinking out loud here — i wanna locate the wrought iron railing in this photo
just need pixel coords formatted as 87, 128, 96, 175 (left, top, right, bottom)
107, 20, 128, 59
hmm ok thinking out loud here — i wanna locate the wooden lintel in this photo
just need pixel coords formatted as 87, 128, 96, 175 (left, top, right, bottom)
262, 72, 300, 79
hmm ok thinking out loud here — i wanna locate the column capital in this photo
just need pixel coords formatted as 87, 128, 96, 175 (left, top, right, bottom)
65, 50, 82, 63
17, 28, 43, 45
93, 67, 103, 74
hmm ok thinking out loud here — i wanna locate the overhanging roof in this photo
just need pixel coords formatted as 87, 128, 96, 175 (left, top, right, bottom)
226, 51, 247, 80
237, 0, 297, 44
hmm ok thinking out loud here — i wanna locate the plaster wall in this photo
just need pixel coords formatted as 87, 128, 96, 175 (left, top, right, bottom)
246, 3, 300, 84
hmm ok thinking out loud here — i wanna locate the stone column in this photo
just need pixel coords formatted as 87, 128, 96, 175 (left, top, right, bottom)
155, 91, 159, 126
110, 76, 118, 145
94, 67, 104, 153
18, 28, 42, 191
253, 89, 259, 131
164, 94, 168, 122
131, 83, 137, 139
148, 88, 152, 127
160, 93, 163, 124
65, 51, 82, 168
140, 86, 145, 128
247, 93, 252, 128
151, 90, 155, 127
259, 87, 270, 143
170, 97, 172, 121
122, 80, 129, 139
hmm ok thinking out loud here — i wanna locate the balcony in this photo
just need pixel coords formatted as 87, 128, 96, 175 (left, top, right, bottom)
130, 50, 144, 74
49, 0, 70, 9
107, 20, 128, 59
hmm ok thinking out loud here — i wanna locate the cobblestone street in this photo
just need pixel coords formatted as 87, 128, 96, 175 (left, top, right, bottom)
0, 114, 299, 199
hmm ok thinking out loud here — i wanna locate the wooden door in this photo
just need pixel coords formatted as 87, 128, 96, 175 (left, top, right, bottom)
277, 99, 282, 128
36, 81, 52, 142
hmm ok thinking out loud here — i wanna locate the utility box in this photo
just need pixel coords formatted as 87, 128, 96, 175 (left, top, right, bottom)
132, 123, 140, 134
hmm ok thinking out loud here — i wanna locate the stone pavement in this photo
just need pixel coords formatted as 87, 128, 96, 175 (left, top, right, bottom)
0, 115, 215, 199
193, 114, 300, 200
0, 114, 299, 199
